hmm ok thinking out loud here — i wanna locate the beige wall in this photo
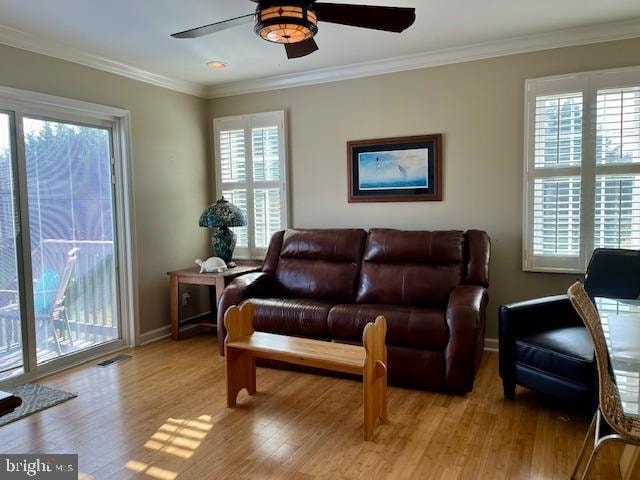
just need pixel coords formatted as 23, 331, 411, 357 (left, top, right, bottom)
5, 35, 638, 342
0, 43, 211, 337
210, 37, 640, 339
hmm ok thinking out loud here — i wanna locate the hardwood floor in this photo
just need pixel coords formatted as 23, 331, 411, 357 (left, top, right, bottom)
0, 335, 622, 479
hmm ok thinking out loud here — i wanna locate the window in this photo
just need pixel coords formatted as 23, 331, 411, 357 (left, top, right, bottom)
524, 68, 640, 272
0, 86, 135, 383
214, 111, 288, 259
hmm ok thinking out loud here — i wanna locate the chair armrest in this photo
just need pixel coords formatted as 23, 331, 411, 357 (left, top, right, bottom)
216, 272, 275, 355
498, 294, 581, 380
499, 294, 581, 338
445, 285, 488, 392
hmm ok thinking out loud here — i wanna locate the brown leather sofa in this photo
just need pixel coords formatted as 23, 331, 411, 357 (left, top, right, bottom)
217, 228, 490, 392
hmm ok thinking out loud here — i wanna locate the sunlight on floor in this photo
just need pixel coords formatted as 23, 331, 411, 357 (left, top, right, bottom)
124, 415, 214, 479
125, 461, 178, 480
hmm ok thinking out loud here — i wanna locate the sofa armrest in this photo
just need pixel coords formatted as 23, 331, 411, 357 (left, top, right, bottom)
445, 285, 488, 393
498, 293, 581, 381
216, 272, 275, 355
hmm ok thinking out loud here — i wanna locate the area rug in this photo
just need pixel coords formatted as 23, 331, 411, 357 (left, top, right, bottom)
0, 383, 77, 427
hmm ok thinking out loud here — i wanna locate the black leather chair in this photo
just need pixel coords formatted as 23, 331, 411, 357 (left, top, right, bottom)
499, 248, 640, 406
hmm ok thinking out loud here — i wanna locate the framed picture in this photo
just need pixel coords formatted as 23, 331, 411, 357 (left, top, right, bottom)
347, 134, 442, 202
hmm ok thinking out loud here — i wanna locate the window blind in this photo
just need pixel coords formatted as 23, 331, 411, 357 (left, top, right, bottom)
524, 68, 640, 272
214, 111, 287, 259
529, 92, 584, 265
593, 175, 640, 249
533, 177, 581, 256
219, 129, 246, 182
534, 93, 582, 168
252, 127, 280, 182
593, 86, 640, 250
254, 188, 281, 248
596, 87, 640, 165
221, 188, 248, 248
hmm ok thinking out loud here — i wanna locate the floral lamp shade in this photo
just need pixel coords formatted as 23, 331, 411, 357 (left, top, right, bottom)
199, 197, 246, 228
199, 198, 247, 265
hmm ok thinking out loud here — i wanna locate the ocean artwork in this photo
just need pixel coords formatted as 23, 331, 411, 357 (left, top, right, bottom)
358, 149, 429, 190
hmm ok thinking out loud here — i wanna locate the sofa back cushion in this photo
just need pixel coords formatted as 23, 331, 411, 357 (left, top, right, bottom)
357, 229, 465, 308
274, 229, 367, 302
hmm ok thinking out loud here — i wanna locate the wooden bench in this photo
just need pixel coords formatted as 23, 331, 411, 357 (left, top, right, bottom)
224, 303, 388, 440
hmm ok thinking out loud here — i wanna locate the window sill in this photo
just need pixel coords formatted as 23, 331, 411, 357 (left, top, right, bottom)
523, 266, 586, 275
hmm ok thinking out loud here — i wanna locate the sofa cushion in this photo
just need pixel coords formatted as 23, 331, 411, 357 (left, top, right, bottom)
327, 304, 448, 349
514, 326, 594, 385
280, 229, 366, 262
364, 229, 465, 263
249, 298, 334, 339
357, 229, 465, 308
356, 263, 463, 307
275, 229, 366, 302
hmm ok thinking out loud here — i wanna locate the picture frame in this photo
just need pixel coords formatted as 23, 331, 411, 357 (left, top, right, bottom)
347, 134, 442, 202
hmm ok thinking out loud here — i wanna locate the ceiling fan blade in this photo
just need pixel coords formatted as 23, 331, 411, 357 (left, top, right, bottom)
171, 13, 254, 39
284, 38, 319, 59
313, 3, 415, 33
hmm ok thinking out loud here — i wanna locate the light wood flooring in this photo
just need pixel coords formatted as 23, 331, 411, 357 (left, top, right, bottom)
0, 334, 622, 479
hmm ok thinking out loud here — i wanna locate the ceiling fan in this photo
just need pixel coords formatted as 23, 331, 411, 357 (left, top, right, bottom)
171, 0, 416, 59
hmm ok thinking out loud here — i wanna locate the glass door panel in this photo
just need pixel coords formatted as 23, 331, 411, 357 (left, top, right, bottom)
0, 112, 24, 380
24, 117, 120, 364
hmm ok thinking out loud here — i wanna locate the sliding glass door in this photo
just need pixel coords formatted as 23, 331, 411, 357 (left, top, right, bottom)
24, 117, 119, 364
0, 112, 24, 380
0, 100, 126, 383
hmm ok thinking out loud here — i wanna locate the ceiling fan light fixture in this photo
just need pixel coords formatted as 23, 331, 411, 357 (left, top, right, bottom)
255, 5, 318, 44
207, 60, 227, 69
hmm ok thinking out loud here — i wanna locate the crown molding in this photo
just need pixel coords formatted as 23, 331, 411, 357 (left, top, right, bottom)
0, 24, 208, 97
2, 17, 640, 101
207, 17, 640, 98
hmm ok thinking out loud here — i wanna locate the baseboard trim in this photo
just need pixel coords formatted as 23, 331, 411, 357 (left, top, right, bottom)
139, 325, 171, 346
484, 338, 499, 352
140, 323, 499, 352
138, 312, 214, 346
141, 321, 500, 353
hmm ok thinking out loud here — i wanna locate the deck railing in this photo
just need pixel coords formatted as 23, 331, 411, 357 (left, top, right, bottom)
0, 238, 118, 355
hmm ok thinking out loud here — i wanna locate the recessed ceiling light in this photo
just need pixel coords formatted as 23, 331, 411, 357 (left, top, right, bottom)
207, 61, 227, 69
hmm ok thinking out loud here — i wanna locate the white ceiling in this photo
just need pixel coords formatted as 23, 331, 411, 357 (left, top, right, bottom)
1, 0, 640, 97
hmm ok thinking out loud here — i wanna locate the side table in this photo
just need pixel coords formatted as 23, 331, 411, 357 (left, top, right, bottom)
167, 264, 261, 340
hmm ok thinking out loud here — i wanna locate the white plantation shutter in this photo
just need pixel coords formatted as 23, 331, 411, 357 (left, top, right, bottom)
221, 188, 248, 248
252, 126, 281, 182
219, 129, 246, 182
533, 177, 581, 256
214, 111, 287, 259
594, 175, 640, 249
593, 85, 640, 250
252, 126, 283, 249
254, 188, 281, 248
525, 82, 586, 272
534, 93, 583, 168
596, 87, 640, 165
524, 68, 640, 272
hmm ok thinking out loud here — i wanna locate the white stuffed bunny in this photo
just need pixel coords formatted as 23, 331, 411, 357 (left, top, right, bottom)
195, 257, 227, 273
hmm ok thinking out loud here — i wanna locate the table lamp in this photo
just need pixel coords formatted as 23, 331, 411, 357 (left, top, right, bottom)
199, 197, 247, 265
